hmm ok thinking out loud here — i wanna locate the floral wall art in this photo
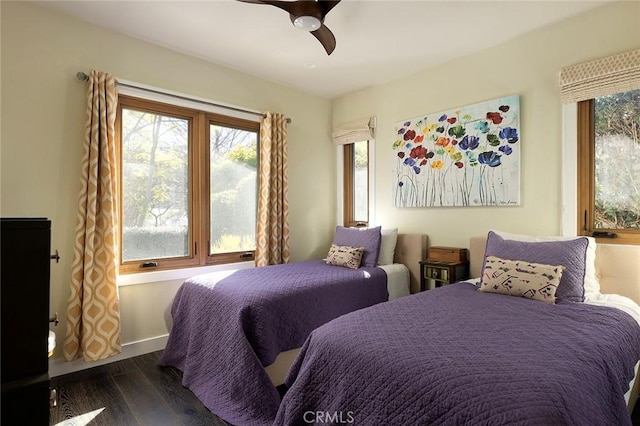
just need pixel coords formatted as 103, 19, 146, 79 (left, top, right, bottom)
393, 95, 520, 207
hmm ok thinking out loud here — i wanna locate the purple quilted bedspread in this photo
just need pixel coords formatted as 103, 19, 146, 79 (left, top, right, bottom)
276, 283, 640, 425
158, 260, 387, 426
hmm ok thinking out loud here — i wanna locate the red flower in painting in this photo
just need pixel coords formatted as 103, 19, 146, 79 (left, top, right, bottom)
410, 145, 427, 159
486, 112, 503, 125
447, 117, 457, 124
414, 135, 424, 144
397, 152, 405, 159
403, 129, 417, 141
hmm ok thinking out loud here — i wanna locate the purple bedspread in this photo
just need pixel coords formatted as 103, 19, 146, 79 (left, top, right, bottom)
158, 260, 388, 426
276, 283, 640, 425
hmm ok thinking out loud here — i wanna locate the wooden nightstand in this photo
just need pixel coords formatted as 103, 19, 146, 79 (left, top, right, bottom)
420, 260, 469, 291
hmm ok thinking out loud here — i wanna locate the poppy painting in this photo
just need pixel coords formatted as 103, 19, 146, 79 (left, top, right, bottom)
393, 95, 520, 207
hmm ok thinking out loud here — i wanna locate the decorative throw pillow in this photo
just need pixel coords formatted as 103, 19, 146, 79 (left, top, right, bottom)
332, 226, 382, 267
377, 228, 398, 266
492, 230, 599, 298
482, 231, 589, 302
478, 256, 565, 303
326, 244, 365, 269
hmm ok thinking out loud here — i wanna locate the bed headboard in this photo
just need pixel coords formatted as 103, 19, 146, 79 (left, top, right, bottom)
394, 233, 428, 294
469, 236, 640, 305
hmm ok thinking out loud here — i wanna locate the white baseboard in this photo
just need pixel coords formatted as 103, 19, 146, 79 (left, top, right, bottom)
48, 334, 169, 378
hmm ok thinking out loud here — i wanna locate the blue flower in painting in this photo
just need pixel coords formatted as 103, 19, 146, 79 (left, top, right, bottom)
405, 143, 412, 149
458, 135, 480, 150
474, 121, 490, 133
413, 166, 421, 174
404, 121, 411, 127
499, 145, 513, 155
398, 128, 406, 135
499, 127, 519, 143
438, 114, 447, 122
403, 157, 416, 167
478, 151, 502, 167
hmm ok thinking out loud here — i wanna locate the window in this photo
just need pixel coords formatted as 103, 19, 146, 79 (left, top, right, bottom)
117, 95, 259, 273
343, 141, 369, 227
577, 89, 640, 245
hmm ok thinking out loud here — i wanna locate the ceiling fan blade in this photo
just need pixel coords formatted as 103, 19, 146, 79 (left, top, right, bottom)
320, 1, 341, 16
311, 24, 336, 55
237, 0, 340, 19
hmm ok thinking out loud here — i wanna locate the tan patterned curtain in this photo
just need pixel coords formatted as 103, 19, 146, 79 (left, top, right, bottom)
64, 70, 122, 362
255, 112, 290, 266
560, 48, 640, 104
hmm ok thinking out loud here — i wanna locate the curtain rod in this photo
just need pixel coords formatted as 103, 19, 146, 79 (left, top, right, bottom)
76, 72, 291, 123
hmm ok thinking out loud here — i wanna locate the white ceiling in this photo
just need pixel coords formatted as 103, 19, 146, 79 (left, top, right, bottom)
41, 0, 608, 99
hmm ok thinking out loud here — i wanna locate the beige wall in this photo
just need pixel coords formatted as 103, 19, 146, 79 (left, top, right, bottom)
1, 2, 334, 362
2, 1, 639, 366
332, 1, 640, 250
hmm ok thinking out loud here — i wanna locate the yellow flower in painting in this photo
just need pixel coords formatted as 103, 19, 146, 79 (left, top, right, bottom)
444, 145, 456, 154
431, 160, 444, 169
455, 110, 461, 116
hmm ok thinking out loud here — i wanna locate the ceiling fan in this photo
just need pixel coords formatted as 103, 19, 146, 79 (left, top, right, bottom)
236, 0, 342, 55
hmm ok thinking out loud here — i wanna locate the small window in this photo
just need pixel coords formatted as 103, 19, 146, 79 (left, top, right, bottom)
577, 89, 640, 245
343, 141, 369, 227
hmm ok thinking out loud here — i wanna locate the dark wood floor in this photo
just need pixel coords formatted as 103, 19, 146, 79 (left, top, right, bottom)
49, 350, 228, 426
49, 350, 640, 425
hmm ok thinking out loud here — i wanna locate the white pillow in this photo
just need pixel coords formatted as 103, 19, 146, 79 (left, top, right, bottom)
491, 230, 600, 298
377, 228, 398, 266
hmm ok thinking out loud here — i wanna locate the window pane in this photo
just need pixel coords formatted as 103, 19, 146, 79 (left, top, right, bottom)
121, 108, 190, 261
209, 124, 257, 254
353, 141, 368, 222
593, 89, 640, 230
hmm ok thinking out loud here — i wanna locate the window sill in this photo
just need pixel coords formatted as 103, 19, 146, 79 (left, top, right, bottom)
117, 261, 255, 286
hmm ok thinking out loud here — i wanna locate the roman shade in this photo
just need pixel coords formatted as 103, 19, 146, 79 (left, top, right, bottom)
332, 116, 376, 145
559, 48, 640, 104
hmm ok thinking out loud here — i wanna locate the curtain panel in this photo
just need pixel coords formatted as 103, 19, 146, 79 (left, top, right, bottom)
332, 117, 376, 145
560, 48, 640, 104
255, 112, 290, 266
64, 70, 122, 362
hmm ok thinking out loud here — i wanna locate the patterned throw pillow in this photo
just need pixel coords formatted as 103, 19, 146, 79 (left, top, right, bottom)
326, 244, 365, 269
478, 256, 565, 303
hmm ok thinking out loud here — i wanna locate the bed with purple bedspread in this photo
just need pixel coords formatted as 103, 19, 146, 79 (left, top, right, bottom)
275, 282, 640, 425
158, 259, 388, 426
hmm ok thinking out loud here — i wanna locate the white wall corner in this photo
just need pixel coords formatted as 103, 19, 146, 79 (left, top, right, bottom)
561, 103, 578, 237
336, 145, 344, 226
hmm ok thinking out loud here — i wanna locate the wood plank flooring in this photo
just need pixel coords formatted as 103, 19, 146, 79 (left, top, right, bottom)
49, 350, 640, 425
49, 351, 228, 426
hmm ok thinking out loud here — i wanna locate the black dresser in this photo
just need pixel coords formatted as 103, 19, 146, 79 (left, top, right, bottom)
1, 218, 52, 424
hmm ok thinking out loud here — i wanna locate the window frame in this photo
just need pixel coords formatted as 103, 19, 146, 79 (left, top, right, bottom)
577, 98, 640, 245
204, 113, 260, 265
116, 95, 260, 274
342, 141, 369, 227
